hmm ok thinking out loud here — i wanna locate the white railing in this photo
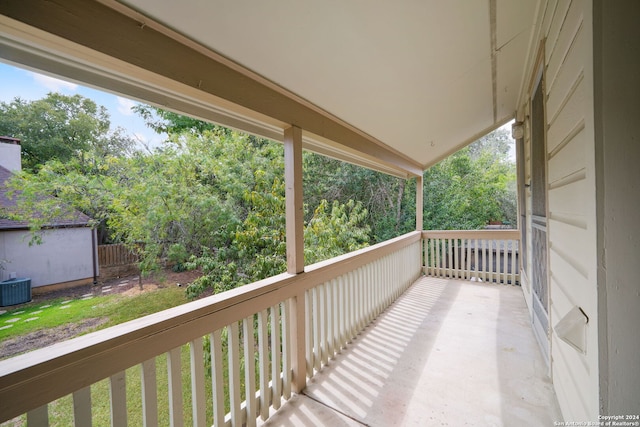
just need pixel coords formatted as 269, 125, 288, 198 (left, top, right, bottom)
422, 230, 520, 285
0, 232, 422, 427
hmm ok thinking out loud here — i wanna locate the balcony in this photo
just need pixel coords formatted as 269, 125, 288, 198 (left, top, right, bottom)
0, 230, 559, 426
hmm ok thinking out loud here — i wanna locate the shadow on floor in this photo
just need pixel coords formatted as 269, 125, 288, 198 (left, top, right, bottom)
263, 277, 560, 426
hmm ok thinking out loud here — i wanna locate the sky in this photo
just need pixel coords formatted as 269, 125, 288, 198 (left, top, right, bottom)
0, 61, 163, 149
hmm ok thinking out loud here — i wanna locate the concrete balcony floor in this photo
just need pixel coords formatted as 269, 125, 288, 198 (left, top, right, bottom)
263, 276, 561, 426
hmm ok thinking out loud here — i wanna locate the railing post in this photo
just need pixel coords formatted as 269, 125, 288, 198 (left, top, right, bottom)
290, 291, 307, 393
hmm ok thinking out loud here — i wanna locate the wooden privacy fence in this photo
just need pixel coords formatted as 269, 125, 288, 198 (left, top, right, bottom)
422, 230, 520, 285
97, 244, 138, 267
97, 244, 139, 279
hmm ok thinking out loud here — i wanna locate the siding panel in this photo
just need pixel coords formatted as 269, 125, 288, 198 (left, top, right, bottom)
545, 0, 571, 64
547, 28, 585, 128
541, 0, 559, 40
552, 335, 592, 415
546, 0, 584, 98
548, 219, 589, 278
548, 178, 587, 218
547, 78, 585, 154
541, 0, 598, 421
548, 126, 586, 184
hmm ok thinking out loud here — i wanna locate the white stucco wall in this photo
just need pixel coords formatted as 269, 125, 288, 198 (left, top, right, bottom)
0, 227, 95, 288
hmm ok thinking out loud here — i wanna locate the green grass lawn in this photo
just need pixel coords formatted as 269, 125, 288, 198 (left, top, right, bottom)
0, 286, 189, 343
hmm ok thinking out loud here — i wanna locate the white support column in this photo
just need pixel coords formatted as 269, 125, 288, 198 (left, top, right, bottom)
284, 125, 304, 274
284, 126, 307, 393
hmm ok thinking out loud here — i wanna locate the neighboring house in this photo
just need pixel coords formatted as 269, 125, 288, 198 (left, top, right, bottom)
0, 137, 98, 292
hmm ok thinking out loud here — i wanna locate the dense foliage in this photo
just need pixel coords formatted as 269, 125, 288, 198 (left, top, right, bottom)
0, 93, 133, 171
2, 95, 516, 298
424, 129, 517, 229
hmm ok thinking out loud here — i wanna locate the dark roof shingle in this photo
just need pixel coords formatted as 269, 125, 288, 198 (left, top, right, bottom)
0, 165, 91, 230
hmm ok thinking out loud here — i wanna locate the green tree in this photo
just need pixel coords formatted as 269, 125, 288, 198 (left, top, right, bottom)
0, 93, 133, 170
304, 153, 416, 243
423, 128, 516, 230
304, 199, 370, 264
132, 104, 222, 136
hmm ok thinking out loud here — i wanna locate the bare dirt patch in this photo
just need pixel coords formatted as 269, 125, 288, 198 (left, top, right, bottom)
31, 269, 202, 302
0, 318, 109, 360
121, 283, 159, 297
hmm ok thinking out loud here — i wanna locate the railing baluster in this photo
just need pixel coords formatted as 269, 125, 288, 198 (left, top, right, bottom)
472, 239, 480, 280
290, 291, 306, 394
281, 301, 292, 400
485, 239, 490, 281
311, 287, 321, 372
467, 238, 471, 279
352, 270, 357, 334
455, 238, 460, 279
110, 370, 128, 427
73, 386, 92, 427
461, 239, 467, 279
511, 239, 518, 284
344, 272, 351, 340
189, 337, 206, 427
27, 405, 48, 427
489, 239, 495, 283
353, 269, 364, 336
366, 265, 373, 323
353, 271, 360, 333
243, 316, 257, 426
338, 276, 346, 349
270, 305, 282, 410
211, 330, 225, 427
440, 238, 445, 277
435, 238, 441, 277
373, 259, 380, 314
140, 359, 157, 427
483, 239, 488, 281
228, 321, 242, 424
257, 310, 270, 421
167, 348, 183, 427
448, 238, 453, 278
318, 283, 328, 366
326, 280, 335, 359
437, 239, 442, 277
502, 241, 508, 284
304, 290, 313, 377
429, 237, 435, 276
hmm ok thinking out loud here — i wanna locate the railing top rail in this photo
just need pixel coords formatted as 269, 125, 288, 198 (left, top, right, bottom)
0, 231, 421, 421
422, 229, 520, 240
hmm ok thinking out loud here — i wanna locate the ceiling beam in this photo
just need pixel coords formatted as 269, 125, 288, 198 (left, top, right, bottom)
0, 0, 423, 176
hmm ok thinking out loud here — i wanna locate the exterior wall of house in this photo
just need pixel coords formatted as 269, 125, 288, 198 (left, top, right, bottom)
593, 0, 640, 415
518, 0, 600, 421
0, 227, 95, 288
0, 143, 21, 172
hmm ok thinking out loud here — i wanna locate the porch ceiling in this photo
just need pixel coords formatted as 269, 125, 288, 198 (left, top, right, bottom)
0, 0, 540, 173
117, 0, 539, 168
